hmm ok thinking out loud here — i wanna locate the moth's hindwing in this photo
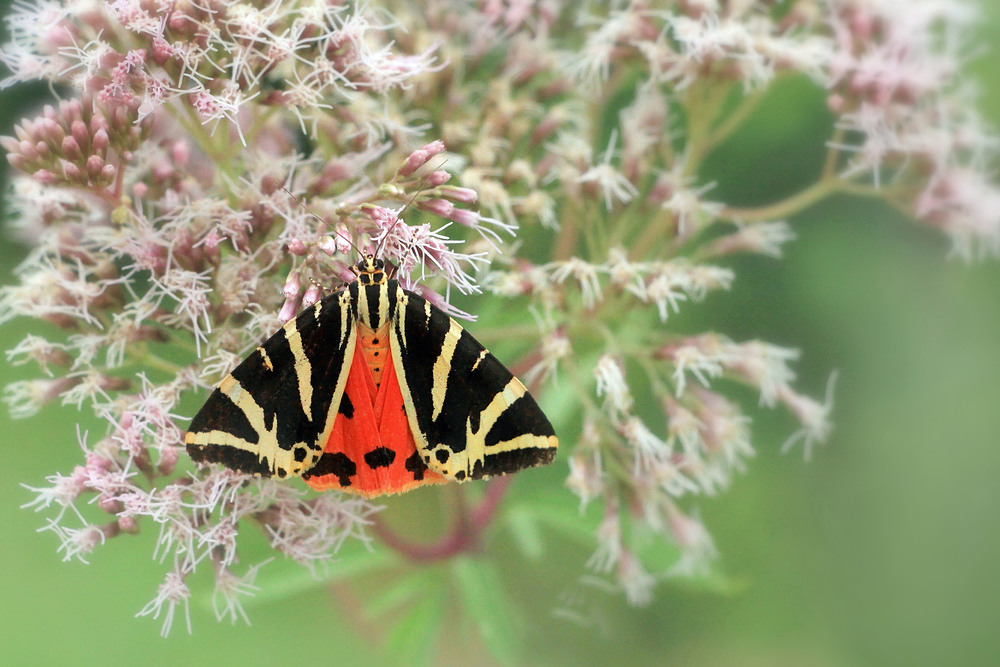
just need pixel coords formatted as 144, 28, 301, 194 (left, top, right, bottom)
390, 287, 558, 481
185, 289, 357, 479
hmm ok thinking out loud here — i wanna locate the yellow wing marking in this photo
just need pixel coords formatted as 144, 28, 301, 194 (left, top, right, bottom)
186, 375, 311, 476
282, 320, 314, 422
430, 317, 463, 421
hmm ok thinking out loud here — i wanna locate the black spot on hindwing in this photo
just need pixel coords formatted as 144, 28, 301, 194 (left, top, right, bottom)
404, 451, 428, 481
302, 452, 357, 487
363, 446, 396, 469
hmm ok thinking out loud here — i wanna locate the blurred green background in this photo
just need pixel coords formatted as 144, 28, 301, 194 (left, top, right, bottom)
2, 5, 999, 666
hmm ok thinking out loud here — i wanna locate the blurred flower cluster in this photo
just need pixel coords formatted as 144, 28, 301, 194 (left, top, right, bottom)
0, 0, 994, 642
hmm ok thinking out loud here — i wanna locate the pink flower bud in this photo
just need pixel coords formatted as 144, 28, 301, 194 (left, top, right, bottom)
133, 182, 148, 199
61, 135, 82, 159
92, 128, 110, 153
18, 140, 38, 160
114, 105, 130, 127
448, 207, 479, 227
34, 169, 56, 184
39, 118, 63, 144
288, 238, 308, 255
70, 119, 88, 146
86, 154, 105, 177
171, 141, 189, 166
321, 158, 351, 184
14, 121, 32, 142
98, 495, 122, 514
283, 272, 301, 299
90, 114, 109, 134
420, 140, 446, 157
440, 186, 478, 204
151, 36, 174, 64
62, 161, 82, 181
398, 140, 446, 176
278, 295, 300, 323
399, 150, 430, 176
318, 235, 338, 256
7, 154, 28, 170
98, 163, 117, 185
335, 226, 353, 254
158, 446, 179, 475
427, 170, 451, 186
117, 516, 139, 534
419, 198, 454, 217
301, 284, 322, 308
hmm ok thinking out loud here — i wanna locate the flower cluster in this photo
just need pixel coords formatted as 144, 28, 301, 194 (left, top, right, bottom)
1, 0, 994, 641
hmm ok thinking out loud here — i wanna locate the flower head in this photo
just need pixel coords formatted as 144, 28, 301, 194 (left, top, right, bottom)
0, 0, 992, 639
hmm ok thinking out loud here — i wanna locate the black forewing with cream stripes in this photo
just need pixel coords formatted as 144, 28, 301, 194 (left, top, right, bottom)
186, 289, 357, 479
390, 286, 557, 481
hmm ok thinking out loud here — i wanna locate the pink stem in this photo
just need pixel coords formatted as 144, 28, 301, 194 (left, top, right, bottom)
372, 476, 515, 563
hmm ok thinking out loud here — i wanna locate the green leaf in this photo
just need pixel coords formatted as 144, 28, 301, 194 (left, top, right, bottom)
385, 586, 446, 667
252, 544, 396, 603
363, 571, 429, 619
511, 494, 599, 545
503, 505, 545, 560
451, 557, 523, 666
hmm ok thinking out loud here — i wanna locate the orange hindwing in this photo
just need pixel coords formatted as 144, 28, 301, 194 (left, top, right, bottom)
303, 322, 446, 496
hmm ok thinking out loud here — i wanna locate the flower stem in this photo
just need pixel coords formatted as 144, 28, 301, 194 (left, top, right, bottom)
723, 176, 842, 222
371, 476, 514, 563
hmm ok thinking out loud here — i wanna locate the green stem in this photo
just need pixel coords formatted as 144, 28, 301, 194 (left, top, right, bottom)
704, 88, 767, 150
822, 127, 847, 180
723, 176, 842, 222
131, 350, 186, 375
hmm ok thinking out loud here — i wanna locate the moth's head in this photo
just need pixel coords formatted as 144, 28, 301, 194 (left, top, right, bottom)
354, 255, 388, 285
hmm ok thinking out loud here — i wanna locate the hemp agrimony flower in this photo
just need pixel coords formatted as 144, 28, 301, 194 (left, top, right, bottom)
0, 0, 995, 651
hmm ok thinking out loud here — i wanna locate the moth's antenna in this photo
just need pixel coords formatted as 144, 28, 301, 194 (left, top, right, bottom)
373, 188, 422, 260
282, 187, 364, 260
375, 157, 449, 267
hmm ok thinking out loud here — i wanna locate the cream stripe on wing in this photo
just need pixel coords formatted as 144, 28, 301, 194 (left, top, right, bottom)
257, 346, 273, 371
470, 349, 487, 372
476, 433, 559, 454
431, 318, 464, 420
209, 375, 282, 472
468, 376, 526, 438
283, 321, 313, 422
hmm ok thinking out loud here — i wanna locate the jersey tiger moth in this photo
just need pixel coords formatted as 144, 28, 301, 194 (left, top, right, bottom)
185, 256, 558, 497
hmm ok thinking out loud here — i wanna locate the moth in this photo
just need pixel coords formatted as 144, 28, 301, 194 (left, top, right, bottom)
185, 255, 558, 497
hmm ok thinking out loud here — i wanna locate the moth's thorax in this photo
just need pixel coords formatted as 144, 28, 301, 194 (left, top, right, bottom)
350, 279, 397, 332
